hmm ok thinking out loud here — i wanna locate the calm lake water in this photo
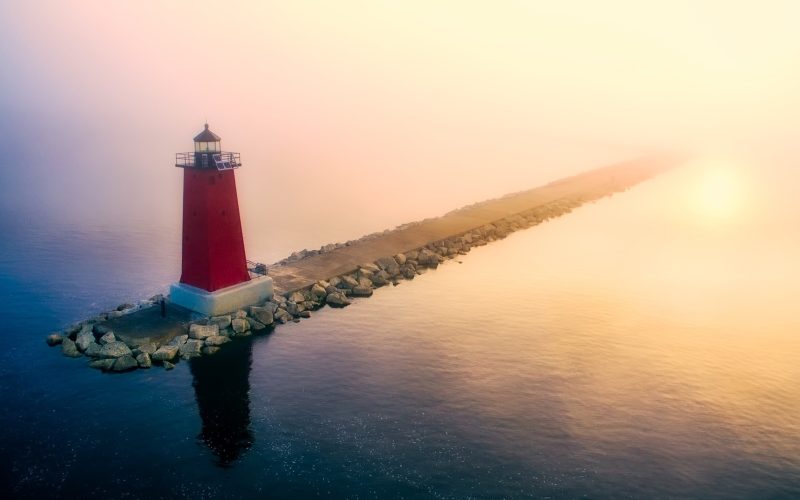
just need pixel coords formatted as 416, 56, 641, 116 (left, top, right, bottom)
1, 165, 798, 498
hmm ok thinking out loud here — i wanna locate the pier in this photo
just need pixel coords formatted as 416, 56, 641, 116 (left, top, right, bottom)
268, 156, 676, 295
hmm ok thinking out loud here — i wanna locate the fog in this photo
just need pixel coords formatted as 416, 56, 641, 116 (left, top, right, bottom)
1, 1, 798, 262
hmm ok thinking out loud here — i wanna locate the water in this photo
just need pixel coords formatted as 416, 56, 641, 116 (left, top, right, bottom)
1, 165, 799, 498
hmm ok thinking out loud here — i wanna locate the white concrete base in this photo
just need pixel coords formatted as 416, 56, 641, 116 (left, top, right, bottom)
169, 277, 274, 316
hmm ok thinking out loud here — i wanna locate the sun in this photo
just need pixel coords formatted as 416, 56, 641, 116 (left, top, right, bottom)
688, 160, 748, 224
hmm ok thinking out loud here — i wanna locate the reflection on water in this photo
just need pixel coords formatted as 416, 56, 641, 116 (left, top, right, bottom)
190, 338, 256, 468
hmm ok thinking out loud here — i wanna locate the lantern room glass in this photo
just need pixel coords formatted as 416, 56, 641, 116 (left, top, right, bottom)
195, 141, 220, 153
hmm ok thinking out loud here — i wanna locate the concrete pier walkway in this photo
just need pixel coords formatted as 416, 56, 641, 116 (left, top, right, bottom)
267, 156, 677, 295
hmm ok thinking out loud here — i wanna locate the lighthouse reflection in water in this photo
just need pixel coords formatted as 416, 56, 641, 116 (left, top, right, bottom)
189, 337, 260, 467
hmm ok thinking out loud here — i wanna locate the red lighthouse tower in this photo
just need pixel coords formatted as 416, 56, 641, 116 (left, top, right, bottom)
170, 124, 272, 315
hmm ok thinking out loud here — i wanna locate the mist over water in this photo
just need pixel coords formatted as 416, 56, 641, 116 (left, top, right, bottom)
1, 1, 800, 498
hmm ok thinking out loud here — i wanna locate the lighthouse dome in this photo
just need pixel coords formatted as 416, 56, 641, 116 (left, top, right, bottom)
193, 123, 221, 142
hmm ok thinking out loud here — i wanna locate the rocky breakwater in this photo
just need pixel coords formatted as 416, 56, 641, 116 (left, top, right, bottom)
47, 154, 678, 373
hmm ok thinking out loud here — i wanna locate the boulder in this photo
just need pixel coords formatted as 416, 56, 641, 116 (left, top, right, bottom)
404, 250, 419, 261
46, 333, 64, 346
136, 342, 158, 355
249, 306, 274, 325
359, 262, 380, 273
61, 338, 82, 357
189, 324, 219, 340
233, 309, 248, 319
168, 334, 189, 347
350, 286, 373, 297
298, 310, 311, 319
328, 276, 342, 288
289, 291, 305, 303
261, 301, 279, 314
371, 271, 390, 287
98, 331, 116, 345
89, 358, 115, 370
376, 256, 400, 275
152, 345, 179, 362
326, 292, 351, 308
136, 353, 152, 368
85, 342, 103, 358
163, 361, 175, 370
179, 339, 204, 359
274, 308, 293, 324
204, 335, 231, 346
246, 317, 266, 331
358, 277, 373, 288
310, 283, 327, 299
92, 323, 112, 335
337, 275, 358, 290
116, 303, 134, 311
394, 253, 407, 265
75, 330, 95, 352
231, 318, 250, 334
208, 315, 232, 330
202, 346, 220, 356
99, 341, 132, 359
112, 355, 138, 372
284, 301, 299, 315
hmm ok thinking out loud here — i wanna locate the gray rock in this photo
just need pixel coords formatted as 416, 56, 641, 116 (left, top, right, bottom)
46, 333, 64, 346
136, 353, 152, 368
360, 262, 380, 273
99, 341, 132, 359
231, 318, 250, 333
404, 250, 419, 261
326, 292, 351, 308
328, 276, 342, 288
112, 355, 138, 372
289, 291, 305, 303
274, 308, 293, 324
376, 256, 400, 275
337, 275, 359, 290
75, 330, 95, 352
92, 323, 112, 335
284, 301, 300, 315
311, 283, 327, 298
250, 306, 274, 325
246, 317, 266, 331
350, 286, 373, 297
168, 334, 189, 347
394, 253, 407, 265
98, 331, 116, 345
189, 324, 219, 340
202, 346, 220, 356
61, 338, 82, 357
179, 339, 204, 359
116, 302, 134, 311
152, 345, 179, 362
85, 342, 103, 358
298, 310, 311, 319
204, 335, 231, 346
163, 361, 175, 370
261, 301, 279, 314
89, 358, 115, 370
233, 309, 248, 319
208, 315, 232, 330
371, 270, 391, 287
137, 342, 158, 355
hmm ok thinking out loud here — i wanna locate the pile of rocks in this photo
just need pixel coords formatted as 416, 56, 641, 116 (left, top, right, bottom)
47, 195, 598, 373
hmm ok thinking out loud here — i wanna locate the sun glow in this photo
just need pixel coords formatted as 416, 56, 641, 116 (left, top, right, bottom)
688, 161, 749, 224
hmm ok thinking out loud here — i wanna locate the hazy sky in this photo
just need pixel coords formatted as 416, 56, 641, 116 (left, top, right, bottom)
1, 1, 798, 257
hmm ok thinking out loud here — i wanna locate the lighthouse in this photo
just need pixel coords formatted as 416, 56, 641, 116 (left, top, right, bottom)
169, 124, 272, 316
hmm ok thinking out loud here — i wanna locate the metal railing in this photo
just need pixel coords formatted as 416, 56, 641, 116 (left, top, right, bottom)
175, 151, 241, 169
247, 260, 268, 277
